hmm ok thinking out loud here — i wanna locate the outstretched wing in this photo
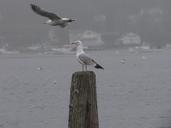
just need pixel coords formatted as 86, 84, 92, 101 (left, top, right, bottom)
30, 4, 61, 20
78, 53, 96, 65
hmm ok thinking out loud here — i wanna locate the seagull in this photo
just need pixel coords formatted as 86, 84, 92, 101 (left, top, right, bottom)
71, 40, 104, 71
30, 4, 76, 28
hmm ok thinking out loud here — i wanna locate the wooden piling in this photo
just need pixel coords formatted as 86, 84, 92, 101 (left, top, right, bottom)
68, 71, 99, 128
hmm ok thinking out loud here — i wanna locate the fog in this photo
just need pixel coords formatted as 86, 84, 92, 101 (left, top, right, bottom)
0, 0, 170, 50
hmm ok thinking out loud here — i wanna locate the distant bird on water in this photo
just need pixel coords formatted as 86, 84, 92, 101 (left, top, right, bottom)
30, 4, 76, 28
71, 40, 104, 71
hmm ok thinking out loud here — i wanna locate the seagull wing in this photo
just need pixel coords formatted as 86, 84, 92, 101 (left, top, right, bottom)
78, 53, 96, 65
30, 4, 61, 20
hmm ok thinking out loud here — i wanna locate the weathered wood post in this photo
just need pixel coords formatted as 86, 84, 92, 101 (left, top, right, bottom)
68, 71, 99, 128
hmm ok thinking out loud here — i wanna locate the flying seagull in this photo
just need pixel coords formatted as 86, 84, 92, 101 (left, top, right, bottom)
30, 4, 76, 28
71, 40, 104, 71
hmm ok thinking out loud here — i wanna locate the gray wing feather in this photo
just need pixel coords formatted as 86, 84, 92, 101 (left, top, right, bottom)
79, 53, 96, 65
30, 4, 61, 20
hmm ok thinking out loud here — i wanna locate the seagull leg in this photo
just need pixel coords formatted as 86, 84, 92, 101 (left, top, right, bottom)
85, 65, 87, 71
82, 64, 84, 71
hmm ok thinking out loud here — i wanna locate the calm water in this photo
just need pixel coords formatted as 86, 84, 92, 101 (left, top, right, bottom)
0, 49, 171, 128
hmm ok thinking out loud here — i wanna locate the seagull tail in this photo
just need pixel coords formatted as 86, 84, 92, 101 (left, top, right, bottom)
95, 64, 104, 70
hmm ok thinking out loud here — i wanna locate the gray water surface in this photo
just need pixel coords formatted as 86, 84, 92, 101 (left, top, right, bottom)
0, 49, 171, 128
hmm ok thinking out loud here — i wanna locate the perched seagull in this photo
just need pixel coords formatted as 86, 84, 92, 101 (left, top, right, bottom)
30, 4, 76, 28
71, 40, 104, 71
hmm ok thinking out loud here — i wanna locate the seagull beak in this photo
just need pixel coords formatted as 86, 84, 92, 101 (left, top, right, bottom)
71, 42, 78, 48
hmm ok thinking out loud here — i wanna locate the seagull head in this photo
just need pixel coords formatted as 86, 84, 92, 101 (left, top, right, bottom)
68, 18, 76, 22
62, 18, 76, 22
71, 40, 82, 47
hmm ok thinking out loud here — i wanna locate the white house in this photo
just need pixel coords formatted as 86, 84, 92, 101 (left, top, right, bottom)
69, 30, 104, 47
120, 32, 141, 45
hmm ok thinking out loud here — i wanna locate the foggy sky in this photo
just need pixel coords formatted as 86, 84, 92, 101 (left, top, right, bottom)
0, 0, 170, 28
0, 0, 171, 47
